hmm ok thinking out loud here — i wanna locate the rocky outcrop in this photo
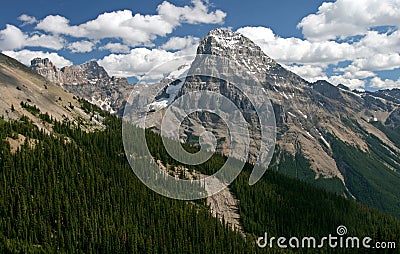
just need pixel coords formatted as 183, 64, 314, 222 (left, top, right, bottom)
374, 88, 400, 104
31, 58, 110, 85
61, 61, 110, 85
176, 29, 346, 182
148, 28, 400, 192
64, 76, 131, 115
31, 58, 133, 115
30, 58, 64, 84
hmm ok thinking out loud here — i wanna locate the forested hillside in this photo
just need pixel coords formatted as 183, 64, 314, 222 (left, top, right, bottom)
0, 113, 399, 253
0, 115, 255, 253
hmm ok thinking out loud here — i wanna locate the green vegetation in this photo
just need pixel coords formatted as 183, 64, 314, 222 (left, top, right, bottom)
0, 114, 399, 253
329, 117, 400, 218
0, 116, 253, 253
271, 148, 346, 195
79, 98, 107, 117
20, 101, 40, 116
329, 133, 400, 218
372, 121, 400, 149
20, 101, 53, 124
231, 169, 400, 253
39, 112, 52, 124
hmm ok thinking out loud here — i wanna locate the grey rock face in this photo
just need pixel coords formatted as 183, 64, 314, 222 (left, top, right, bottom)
374, 89, 400, 104
31, 29, 400, 188
31, 58, 133, 115
31, 58, 111, 85
312, 80, 343, 101
61, 61, 110, 85
30, 58, 64, 84
63, 76, 131, 115
167, 28, 400, 188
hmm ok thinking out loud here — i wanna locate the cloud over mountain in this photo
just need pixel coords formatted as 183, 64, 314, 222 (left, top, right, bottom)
0, 0, 399, 90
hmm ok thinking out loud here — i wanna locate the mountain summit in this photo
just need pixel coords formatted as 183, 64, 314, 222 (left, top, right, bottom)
196, 28, 306, 88
30, 28, 400, 217
181, 29, 349, 179
166, 28, 400, 216
31, 58, 110, 85
31, 58, 132, 114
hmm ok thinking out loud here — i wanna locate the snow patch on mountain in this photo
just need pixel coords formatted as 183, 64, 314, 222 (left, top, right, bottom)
90, 96, 116, 114
148, 65, 189, 111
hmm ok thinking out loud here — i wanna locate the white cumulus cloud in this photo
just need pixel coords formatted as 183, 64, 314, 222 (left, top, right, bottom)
98, 48, 176, 78
98, 46, 197, 80
18, 14, 38, 26
99, 42, 130, 53
370, 77, 400, 89
0, 25, 25, 50
298, 0, 400, 41
25, 33, 65, 50
0, 24, 64, 51
68, 40, 96, 53
2, 49, 72, 68
157, 0, 226, 25
284, 64, 327, 83
35, 1, 226, 47
349, 53, 400, 71
237, 26, 355, 65
161, 36, 199, 51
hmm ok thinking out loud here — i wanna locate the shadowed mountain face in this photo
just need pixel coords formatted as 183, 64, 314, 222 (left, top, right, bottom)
374, 88, 400, 103
29, 29, 400, 217
178, 29, 399, 179
153, 29, 400, 217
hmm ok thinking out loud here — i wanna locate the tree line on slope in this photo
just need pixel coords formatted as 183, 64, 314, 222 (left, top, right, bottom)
0, 116, 254, 253
0, 114, 399, 253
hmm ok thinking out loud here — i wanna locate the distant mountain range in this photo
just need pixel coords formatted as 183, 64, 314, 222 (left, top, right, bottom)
30, 58, 133, 115
22, 28, 400, 218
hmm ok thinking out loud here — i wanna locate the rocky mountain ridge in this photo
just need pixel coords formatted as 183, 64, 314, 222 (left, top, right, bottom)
179, 29, 389, 180
29, 28, 400, 216
30, 58, 132, 114
145, 29, 400, 211
0, 53, 100, 132
31, 58, 114, 85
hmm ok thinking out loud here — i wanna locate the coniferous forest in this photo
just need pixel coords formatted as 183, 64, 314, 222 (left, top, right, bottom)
0, 113, 399, 253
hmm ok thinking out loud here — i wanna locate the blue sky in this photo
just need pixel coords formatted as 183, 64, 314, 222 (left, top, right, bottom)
1, 0, 399, 90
